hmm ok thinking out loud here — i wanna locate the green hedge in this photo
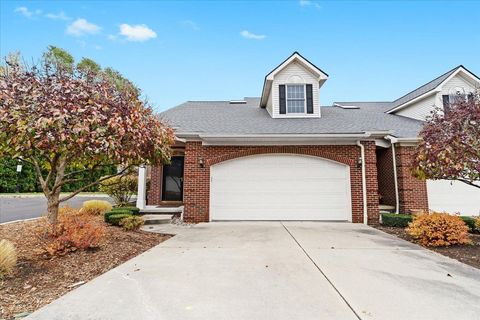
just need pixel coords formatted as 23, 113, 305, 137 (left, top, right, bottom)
107, 213, 133, 226
0, 157, 116, 193
104, 210, 132, 223
381, 213, 414, 228
112, 206, 140, 215
460, 216, 478, 233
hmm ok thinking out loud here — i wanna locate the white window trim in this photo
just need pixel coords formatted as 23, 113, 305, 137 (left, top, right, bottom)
285, 84, 307, 115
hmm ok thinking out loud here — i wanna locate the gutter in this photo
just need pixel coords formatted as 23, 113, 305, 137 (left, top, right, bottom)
385, 136, 400, 215
356, 140, 368, 225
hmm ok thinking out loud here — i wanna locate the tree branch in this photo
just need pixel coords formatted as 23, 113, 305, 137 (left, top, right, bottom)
456, 179, 480, 189
29, 157, 49, 194
58, 165, 133, 203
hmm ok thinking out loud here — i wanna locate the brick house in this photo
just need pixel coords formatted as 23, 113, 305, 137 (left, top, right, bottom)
136, 52, 480, 224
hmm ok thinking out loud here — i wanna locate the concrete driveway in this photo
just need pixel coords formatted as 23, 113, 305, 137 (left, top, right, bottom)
27, 222, 480, 320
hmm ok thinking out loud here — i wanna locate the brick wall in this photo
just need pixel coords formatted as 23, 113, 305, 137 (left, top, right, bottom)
147, 166, 162, 205
376, 147, 396, 206
396, 146, 428, 213
177, 142, 379, 224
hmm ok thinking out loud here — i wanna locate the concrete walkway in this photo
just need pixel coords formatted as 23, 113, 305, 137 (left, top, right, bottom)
27, 222, 480, 320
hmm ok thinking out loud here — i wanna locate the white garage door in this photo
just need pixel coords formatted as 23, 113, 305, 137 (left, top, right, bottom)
210, 154, 352, 221
427, 180, 480, 216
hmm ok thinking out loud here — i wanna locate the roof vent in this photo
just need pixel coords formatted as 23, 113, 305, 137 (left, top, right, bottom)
229, 100, 247, 104
333, 103, 359, 109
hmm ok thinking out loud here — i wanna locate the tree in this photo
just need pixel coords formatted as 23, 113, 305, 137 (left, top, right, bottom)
413, 90, 480, 189
0, 47, 175, 224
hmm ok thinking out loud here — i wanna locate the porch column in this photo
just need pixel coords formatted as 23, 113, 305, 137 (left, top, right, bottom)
136, 165, 147, 209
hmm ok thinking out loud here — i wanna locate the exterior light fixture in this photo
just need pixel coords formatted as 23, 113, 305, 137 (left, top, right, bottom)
357, 157, 363, 169
198, 157, 205, 168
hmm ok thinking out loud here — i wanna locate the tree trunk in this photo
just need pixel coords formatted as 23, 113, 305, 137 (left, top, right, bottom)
46, 190, 61, 224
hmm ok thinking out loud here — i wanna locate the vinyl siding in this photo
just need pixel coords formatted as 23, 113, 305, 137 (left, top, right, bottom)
396, 95, 436, 121
395, 73, 479, 121
271, 62, 321, 118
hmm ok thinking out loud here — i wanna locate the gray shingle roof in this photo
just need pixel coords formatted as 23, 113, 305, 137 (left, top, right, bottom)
387, 66, 461, 112
160, 98, 423, 138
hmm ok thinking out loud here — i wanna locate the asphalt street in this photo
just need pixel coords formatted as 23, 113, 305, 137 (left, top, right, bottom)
0, 195, 112, 224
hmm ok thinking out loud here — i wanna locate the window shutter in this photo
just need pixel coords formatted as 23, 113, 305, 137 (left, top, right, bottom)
306, 84, 313, 114
442, 95, 450, 114
279, 85, 286, 114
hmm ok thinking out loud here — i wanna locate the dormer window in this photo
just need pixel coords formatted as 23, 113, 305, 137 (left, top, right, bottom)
286, 84, 306, 113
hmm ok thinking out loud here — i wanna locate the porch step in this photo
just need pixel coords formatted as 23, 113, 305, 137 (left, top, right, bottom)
140, 206, 183, 214
143, 214, 173, 225
379, 204, 396, 214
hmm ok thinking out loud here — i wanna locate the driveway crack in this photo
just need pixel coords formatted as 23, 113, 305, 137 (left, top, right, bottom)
281, 222, 362, 320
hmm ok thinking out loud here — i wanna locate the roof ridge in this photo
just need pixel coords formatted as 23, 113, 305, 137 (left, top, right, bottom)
392, 65, 462, 104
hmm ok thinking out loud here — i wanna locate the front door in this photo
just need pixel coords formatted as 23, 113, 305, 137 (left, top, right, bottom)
162, 156, 184, 201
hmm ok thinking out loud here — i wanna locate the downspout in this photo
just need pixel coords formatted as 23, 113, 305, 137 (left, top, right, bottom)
385, 136, 400, 214
356, 141, 368, 225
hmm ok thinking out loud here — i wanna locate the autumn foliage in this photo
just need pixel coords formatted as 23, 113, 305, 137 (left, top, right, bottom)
0, 48, 175, 224
413, 91, 480, 189
406, 212, 471, 247
38, 206, 106, 256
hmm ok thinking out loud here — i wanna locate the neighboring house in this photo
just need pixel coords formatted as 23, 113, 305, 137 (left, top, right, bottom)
136, 52, 480, 224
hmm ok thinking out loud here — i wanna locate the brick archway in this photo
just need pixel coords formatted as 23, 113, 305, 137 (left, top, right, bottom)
207, 147, 355, 167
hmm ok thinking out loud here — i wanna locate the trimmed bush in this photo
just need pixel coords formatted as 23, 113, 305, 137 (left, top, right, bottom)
112, 206, 140, 215
406, 212, 471, 247
119, 216, 145, 231
104, 210, 132, 223
381, 213, 413, 228
81, 200, 112, 215
99, 175, 137, 206
0, 239, 17, 279
107, 213, 133, 226
460, 216, 478, 233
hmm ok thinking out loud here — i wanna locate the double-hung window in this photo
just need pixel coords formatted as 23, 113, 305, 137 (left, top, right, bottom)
286, 84, 306, 114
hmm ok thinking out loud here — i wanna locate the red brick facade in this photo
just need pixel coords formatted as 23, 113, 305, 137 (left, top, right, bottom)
147, 166, 162, 205
395, 146, 429, 214
149, 142, 380, 224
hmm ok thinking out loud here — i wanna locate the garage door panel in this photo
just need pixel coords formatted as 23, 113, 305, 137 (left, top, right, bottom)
210, 154, 352, 221
212, 180, 349, 194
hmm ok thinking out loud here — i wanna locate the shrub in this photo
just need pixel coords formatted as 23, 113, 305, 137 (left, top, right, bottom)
381, 213, 414, 228
0, 239, 17, 279
81, 200, 112, 215
476, 217, 480, 231
460, 216, 478, 233
99, 175, 137, 207
40, 211, 106, 256
112, 206, 140, 215
119, 216, 145, 231
106, 213, 132, 226
58, 205, 80, 216
104, 210, 132, 223
406, 212, 471, 247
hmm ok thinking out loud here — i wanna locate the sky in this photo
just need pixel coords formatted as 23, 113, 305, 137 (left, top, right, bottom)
1, 0, 479, 112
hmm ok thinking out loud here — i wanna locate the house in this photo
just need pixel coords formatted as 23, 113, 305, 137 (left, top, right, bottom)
136, 52, 480, 224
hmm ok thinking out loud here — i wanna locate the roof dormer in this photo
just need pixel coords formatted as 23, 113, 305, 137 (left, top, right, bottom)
260, 52, 328, 118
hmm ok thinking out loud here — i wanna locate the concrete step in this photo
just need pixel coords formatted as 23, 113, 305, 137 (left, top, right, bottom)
142, 214, 173, 225
379, 204, 396, 214
140, 206, 183, 214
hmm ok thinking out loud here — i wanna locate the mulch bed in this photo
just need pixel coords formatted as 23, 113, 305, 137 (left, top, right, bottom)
375, 225, 480, 269
0, 217, 170, 319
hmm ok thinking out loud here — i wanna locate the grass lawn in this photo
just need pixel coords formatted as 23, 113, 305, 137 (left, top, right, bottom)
0, 216, 169, 319
375, 225, 480, 269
